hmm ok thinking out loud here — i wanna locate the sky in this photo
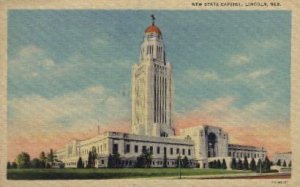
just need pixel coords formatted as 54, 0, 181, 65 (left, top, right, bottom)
7, 10, 291, 161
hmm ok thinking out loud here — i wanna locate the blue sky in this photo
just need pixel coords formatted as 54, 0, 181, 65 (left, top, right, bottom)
8, 10, 291, 129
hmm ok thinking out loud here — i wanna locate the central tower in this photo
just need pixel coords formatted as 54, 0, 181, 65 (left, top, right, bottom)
131, 16, 174, 137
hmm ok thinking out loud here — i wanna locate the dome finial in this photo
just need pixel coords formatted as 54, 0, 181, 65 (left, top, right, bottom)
151, 14, 155, 25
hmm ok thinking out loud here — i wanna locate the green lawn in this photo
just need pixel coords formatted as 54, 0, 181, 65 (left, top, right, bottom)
7, 168, 252, 180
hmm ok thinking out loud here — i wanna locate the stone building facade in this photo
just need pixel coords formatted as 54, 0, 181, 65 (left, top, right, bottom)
54, 17, 267, 169
272, 152, 292, 166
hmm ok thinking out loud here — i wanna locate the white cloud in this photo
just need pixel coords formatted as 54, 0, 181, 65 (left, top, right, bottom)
191, 96, 273, 127
8, 85, 130, 136
227, 54, 251, 66
9, 45, 56, 79
247, 69, 273, 79
235, 69, 273, 80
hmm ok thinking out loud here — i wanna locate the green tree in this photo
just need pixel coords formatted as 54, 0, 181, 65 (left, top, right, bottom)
182, 156, 189, 168
237, 159, 243, 170
221, 159, 227, 169
163, 151, 167, 168
276, 159, 281, 166
87, 151, 93, 168
136, 149, 152, 168
288, 161, 292, 168
256, 159, 262, 173
91, 146, 98, 168
77, 157, 84, 168
31, 158, 41, 168
15, 152, 31, 168
11, 162, 17, 168
7, 162, 11, 169
213, 160, 217, 168
243, 157, 249, 170
217, 159, 221, 169
231, 158, 237, 169
108, 153, 121, 168
176, 156, 181, 168
39, 151, 47, 168
263, 156, 271, 172
250, 158, 256, 171
282, 160, 287, 167
47, 149, 56, 168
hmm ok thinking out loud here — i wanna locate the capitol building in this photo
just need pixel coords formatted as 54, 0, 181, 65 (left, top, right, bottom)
55, 17, 267, 169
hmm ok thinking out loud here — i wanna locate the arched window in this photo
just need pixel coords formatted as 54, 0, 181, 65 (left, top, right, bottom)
207, 133, 217, 157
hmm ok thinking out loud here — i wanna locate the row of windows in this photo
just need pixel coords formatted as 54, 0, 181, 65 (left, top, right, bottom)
66, 162, 76, 166
80, 143, 107, 155
229, 152, 264, 158
143, 45, 163, 60
122, 144, 191, 156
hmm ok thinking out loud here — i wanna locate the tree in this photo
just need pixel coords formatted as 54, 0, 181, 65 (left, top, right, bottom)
31, 158, 41, 168
237, 159, 243, 170
11, 162, 17, 168
7, 162, 11, 169
256, 159, 262, 173
15, 152, 31, 168
77, 157, 84, 168
282, 160, 287, 167
276, 159, 281, 166
182, 156, 189, 168
213, 160, 217, 168
243, 157, 249, 170
217, 160, 221, 169
231, 158, 237, 170
91, 146, 98, 168
163, 151, 167, 168
221, 159, 227, 169
108, 153, 121, 168
87, 151, 93, 168
136, 149, 152, 168
288, 161, 292, 168
39, 151, 47, 168
263, 156, 271, 172
250, 158, 256, 171
46, 149, 56, 168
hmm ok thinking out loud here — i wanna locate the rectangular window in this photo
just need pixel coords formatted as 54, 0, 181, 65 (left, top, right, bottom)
176, 148, 179, 154
182, 149, 185, 155
150, 146, 153, 154
157, 146, 160, 154
126, 144, 130, 153
188, 149, 191, 156
142, 146, 147, 152
135, 145, 138, 153
101, 160, 104, 164
113, 144, 118, 154
170, 148, 173, 155
229, 152, 231, 156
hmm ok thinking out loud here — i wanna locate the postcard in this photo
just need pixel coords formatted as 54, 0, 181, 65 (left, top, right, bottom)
0, 0, 299, 187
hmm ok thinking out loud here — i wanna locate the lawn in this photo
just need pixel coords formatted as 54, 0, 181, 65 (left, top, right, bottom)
7, 168, 252, 180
